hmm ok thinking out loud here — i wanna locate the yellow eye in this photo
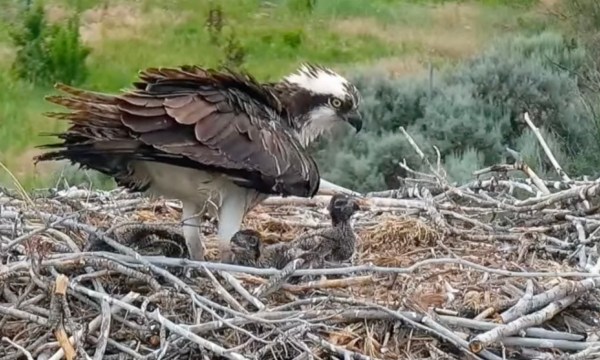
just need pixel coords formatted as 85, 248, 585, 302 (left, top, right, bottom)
330, 98, 342, 108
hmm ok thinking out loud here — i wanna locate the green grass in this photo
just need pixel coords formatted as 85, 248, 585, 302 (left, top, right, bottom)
0, 0, 554, 189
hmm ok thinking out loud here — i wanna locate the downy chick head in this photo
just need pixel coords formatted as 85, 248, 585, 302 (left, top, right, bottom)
229, 229, 262, 262
327, 194, 360, 225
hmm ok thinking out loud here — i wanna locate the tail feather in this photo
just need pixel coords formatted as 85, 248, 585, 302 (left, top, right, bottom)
53, 82, 117, 104
45, 95, 121, 117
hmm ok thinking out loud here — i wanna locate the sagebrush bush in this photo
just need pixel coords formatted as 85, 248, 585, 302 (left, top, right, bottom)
10, 1, 90, 86
559, 0, 600, 34
49, 163, 116, 190
312, 31, 600, 191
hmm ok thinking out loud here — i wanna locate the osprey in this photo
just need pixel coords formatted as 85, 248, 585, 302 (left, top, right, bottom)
228, 229, 316, 270
34, 63, 363, 261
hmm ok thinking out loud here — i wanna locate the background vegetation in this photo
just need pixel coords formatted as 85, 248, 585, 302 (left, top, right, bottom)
1, 0, 599, 193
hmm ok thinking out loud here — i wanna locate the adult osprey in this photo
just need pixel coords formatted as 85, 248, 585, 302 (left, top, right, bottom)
34, 63, 362, 261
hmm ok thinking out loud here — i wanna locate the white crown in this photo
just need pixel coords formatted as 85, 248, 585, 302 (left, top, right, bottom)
283, 63, 350, 99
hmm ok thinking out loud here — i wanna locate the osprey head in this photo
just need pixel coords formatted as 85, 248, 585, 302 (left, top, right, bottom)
282, 63, 362, 146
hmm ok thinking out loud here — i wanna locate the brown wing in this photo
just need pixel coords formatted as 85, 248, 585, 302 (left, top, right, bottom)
34, 65, 320, 197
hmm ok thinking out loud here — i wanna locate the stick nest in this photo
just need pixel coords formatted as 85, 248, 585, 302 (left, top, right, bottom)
2, 173, 600, 359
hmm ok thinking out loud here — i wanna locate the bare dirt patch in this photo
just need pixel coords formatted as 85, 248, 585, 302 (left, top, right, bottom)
330, 3, 482, 61
44, 3, 186, 48
79, 4, 149, 46
0, 45, 15, 67
356, 56, 428, 78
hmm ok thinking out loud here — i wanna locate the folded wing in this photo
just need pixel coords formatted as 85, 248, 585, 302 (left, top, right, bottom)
35, 65, 320, 198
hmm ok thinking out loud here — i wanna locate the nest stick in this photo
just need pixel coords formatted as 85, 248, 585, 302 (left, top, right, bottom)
201, 265, 247, 313
500, 279, 534, 323
47, 290, 139, 360
8, 251, 600, 281
469, 259, 600, 353
91, 297, 112, 360
307, 333, 375, 360
1, 337, 34, 360
523, 112, 571, 183
218, 271, 265, 310
252, 258, 306, 298
71, 284, 250, 360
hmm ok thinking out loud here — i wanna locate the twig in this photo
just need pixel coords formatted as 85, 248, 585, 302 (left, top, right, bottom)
217, 271, 265, 311
92, 297, 111, 360
469, 259, 600, 353
307, 333, 375, 360
51, 275, 77, 360
36, 253, 600, 279
523, 112, 571, 183
564, 346, 600, 359
1, 337, 34, 360
252, 258, 306, 298
71, 285, 250, 360
47, 291, 139, 360
201, 265, 247, 313
500, 279, 534, 323
318, 178, 363, 197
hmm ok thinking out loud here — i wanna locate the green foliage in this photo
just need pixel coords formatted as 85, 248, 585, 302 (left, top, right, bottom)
559, 0, 600, 34
313, 31, 600, 191
9, 2, 49, 85
9, 1, 90, 86
285, 0, 316, 14
49, 164, 116, 190
45, 15, 90, 85
0, 0, 574, 189
217, 28, 247, 70
206, 2, 224, 45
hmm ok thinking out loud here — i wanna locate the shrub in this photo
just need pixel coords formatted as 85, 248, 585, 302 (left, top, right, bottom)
558, 0, 600, 35
312, 31, 600, 191
48, 163, 116, 191
9, 1, 90, 86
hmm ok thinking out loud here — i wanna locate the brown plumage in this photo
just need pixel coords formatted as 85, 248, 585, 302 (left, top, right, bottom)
289, 194, 360, 263
33, 64, 363, 262
226, 229, 315, 269
36, 68, 320, 195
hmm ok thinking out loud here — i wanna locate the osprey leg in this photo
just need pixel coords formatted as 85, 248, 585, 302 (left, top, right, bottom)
216, 189, 249, 261
182, 201, 205, 261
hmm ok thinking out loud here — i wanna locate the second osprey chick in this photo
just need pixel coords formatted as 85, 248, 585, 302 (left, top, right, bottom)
290, 193, 361, 262
227, 229, 315, 269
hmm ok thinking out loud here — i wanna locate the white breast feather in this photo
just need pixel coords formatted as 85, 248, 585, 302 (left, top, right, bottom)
298, 107, 338, 146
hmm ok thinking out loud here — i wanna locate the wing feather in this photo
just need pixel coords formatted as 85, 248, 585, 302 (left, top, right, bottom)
35, 65, 320, 197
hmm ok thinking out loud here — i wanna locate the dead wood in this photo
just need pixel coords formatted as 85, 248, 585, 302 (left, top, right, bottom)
2, 121, 600, 359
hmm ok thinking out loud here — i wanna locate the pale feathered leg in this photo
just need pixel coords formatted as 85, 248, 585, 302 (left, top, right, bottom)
217, 188, 248, 261
182, 200, 205, 261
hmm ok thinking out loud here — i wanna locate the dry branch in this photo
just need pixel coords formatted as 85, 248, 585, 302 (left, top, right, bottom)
523, 112, 571, 183
3, 122, 600, 359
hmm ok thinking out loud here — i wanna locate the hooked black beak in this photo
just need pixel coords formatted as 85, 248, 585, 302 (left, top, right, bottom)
344, 110, 363, 133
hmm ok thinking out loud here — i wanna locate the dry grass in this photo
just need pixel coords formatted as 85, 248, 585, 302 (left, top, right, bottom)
44, 3, 187, 49
362, 56, 428, 77
330, 3, 483, 61
0, 45, 14, 67
6, 148, 63, 181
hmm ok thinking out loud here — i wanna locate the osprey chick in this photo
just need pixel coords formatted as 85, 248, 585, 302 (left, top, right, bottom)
290, 193, 361, 262
226, 229, 262, 267
34, 64, 362, 261
227, 229, 315, 269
